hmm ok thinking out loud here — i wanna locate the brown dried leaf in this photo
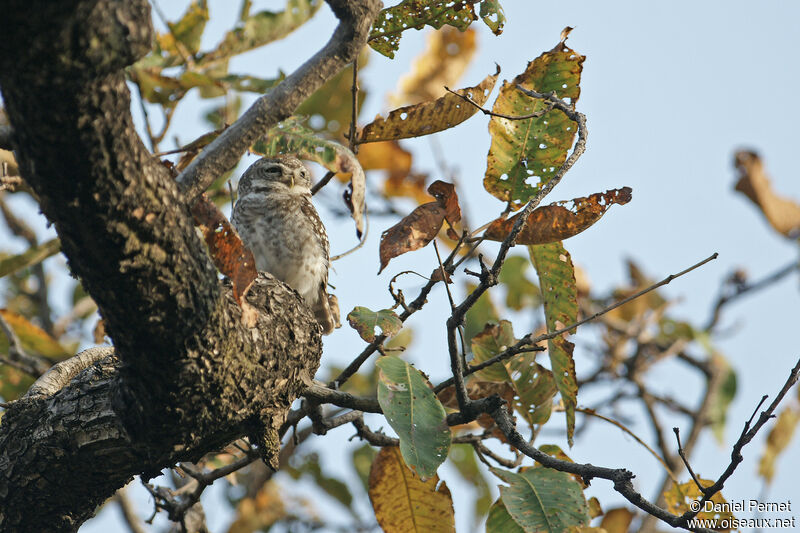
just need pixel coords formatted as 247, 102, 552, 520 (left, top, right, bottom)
428, 180, 461, 231
385, 171, 432, 205
359, 66, 499, 144
734, 150, 800, 238
378, 202, 445, 274
390, 27, 477, 107
484, 187, 632, 245
191, 194, 257, 305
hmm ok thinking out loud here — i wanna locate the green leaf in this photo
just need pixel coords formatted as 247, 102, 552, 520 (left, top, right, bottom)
157, 0, 209, 58
376, 356, 451, 479
201, 0, 322, 64
253, 118, 366, 236
286, 453, 354, 511
297, 62, 367, 139
471, 321, 557, 427
369, 1, 478, 59
352, 444, 377, 493
484, 41, 585, 209
491, 467, 590, 532
479, 0, 506, 34
498, 255, 540, 310
347, 307, 402, 343
463, 282, 499, 346
529, 242, 578, 445
471, 320, 517, 383
0, 239, 60, 279
448, 444, 492, 523
486, 499, 525, 533
709, 355, 737, 444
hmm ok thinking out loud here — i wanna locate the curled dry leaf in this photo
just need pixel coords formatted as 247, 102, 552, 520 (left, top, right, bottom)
390, 26, 477, 107
484, 187, 632, 245
190, 194, 257, 307
359, 66, 500, 144
734, 150, 800, 238
378, 180, 462, 273
379, 203, 445, 274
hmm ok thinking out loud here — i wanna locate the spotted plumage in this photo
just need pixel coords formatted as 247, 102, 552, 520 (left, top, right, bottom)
232, 155, 338, 334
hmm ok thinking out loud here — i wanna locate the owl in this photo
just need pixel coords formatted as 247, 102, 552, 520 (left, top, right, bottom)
232, 155, 339, 334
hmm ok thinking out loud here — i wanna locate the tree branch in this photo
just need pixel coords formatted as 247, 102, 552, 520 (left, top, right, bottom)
176, 0, 382, 202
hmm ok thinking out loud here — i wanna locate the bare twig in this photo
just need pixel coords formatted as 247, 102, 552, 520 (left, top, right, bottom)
311, 170, 336, 195
673, 427, 704, 492
114, 485, 147, 533
435, 253, 719, 393
176, 0, 382, 202
445, 85, 555, 121
705, 259, 799, 331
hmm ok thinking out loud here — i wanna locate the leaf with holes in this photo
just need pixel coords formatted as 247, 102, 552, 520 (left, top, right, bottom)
471, 321, 556, 427
360, 67, 499, 143
485, 187, 632, 244
369, 0, 478, 59
376, 356, 451, 480
190, 194, 257, 306
253, 118, 365, 237
492, 467, 590, 532
485, 39, 585, 209
479, 0, 505, 34
347, 307, 402, 343
0, 239, 60, 279
369, 447, 455, 532
529, 242, 578, 445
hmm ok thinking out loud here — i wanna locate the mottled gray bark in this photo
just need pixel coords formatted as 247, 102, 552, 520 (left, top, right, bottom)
0, 0, 381, 530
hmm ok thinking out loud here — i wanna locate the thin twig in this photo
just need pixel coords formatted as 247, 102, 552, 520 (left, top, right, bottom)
673, 427, 703, 492
577, 407, 677, 482
445, 85, 554, 121
705, 259, 799, 331
435, 253, 719, 392
311, 170, 336, 195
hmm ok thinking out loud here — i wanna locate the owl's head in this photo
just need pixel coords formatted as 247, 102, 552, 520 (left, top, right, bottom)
237, 155, 312, 196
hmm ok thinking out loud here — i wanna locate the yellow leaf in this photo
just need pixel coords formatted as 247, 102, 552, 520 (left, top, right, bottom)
359, 67, 499, 144
758, 406, 800, 483
368, 447, 455, 532
0, 309, 69, 359
599, 507, 635, 533
390, 27, 477, 107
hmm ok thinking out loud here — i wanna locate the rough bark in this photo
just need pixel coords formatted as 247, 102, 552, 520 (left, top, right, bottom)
0, 0, 378, 530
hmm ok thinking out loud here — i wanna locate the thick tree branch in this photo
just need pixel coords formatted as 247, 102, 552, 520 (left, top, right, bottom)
0, 1, 328, 530
176, 0, 382, 202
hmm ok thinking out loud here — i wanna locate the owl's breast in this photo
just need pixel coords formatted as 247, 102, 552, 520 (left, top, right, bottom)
232, 192, 329, 306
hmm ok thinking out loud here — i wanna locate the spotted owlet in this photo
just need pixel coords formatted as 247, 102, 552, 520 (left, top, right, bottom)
231, 155, 339, 334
